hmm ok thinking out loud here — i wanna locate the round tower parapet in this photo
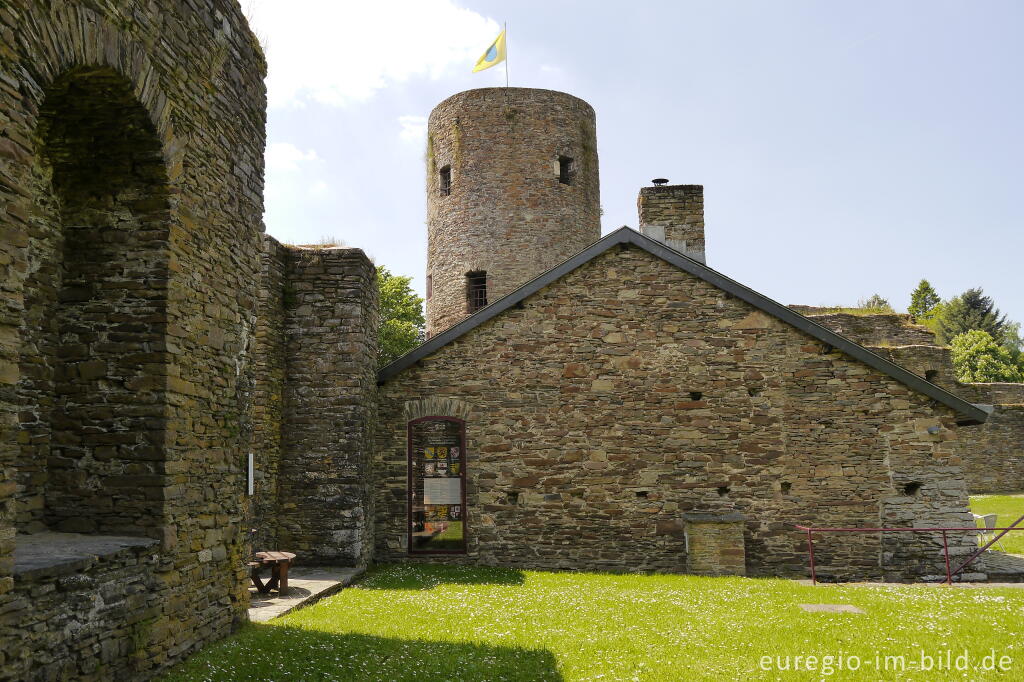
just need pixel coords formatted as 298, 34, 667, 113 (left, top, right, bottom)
425, 87, 601, 334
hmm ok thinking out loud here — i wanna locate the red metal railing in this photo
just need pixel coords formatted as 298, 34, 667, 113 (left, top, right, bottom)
795, 514, 1024, 585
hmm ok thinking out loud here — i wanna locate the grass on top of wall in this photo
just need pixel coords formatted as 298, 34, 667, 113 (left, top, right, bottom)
803, 306, 897, 316
971, 494, 1024, 555
162, 563, 1024, 682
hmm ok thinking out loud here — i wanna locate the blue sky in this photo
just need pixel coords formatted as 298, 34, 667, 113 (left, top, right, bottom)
247, 0, 1023, 323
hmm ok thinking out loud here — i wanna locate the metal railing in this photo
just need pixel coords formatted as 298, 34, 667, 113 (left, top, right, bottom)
795, 514, 1024, 585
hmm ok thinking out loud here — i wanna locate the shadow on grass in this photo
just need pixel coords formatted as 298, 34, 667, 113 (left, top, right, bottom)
355, 563, 526, 589
162, 625, 561, 682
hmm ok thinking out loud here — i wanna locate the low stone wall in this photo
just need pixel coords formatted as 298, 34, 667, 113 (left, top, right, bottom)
961, 383, 1024, 406
957, 405, 1024, 495
6, 534, 164, 680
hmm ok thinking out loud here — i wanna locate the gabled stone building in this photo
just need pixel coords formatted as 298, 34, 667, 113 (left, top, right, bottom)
375, 227, 987, 578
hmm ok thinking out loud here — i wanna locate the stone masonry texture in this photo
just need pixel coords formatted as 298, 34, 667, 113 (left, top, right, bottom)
799, 311, 1024, 495
637, 184, 706, 263
425, 88, 600, 335
684, 516, 746, 576
788, 310, 937, 347
251, 240, 379, 566
0, 1, 266, 678
377, 245, 978, 581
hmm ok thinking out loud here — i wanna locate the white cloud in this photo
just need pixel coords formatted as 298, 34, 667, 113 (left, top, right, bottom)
398, 115, 428, 143
266, 142, 320, 172
246, 1, 500, 108
309, 180, 330, 197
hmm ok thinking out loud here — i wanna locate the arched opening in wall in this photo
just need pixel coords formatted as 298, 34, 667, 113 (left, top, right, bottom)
17, 67, 171, 538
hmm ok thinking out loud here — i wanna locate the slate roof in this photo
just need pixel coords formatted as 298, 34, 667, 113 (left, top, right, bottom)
379, 227, 991, 425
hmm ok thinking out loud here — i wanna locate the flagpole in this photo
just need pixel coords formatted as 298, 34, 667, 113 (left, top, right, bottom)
504, 21, 509, 88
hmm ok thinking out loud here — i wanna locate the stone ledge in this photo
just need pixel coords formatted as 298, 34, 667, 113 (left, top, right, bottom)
13, 532, 159, 581
684, 512, 747, 523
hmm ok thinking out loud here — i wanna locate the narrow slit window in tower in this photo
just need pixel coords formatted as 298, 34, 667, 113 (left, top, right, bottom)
466, 271, 488, 313
558, 156, 575, 185
439, 165, 452, 196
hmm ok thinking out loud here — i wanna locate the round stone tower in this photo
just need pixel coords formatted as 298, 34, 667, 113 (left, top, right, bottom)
425, 87, 601, 335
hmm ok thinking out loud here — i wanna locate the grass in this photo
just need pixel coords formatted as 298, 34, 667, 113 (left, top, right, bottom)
971, 494, 1024, 555
162, 564, 1024, 681
800, 306, 897, 316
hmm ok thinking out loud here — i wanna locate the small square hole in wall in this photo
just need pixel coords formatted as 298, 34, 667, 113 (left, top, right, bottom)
903, 482, 922, 496
717, 486, 730, 497
689, 391, 703, 401
635, 490, 649, 499
506, 491, 520, 505
780, 481, 792, 494
747, 387, 762, 397
925, 369, 939, 383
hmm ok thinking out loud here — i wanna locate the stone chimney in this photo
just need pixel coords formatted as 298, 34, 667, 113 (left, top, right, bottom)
637, 184, 706, 263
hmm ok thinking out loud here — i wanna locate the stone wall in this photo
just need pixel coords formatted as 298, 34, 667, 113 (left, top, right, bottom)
6, 534, 161, 679
0, 0, 266, 678
793, 311, 937, 347
684, 514, 745, 576
868, 345, 959, 393
425, 88, 601, 335
249, 237, 289, 550
376, 245, 976, 580
262, 245, 378, 566
637, 184, 706, 263
801, 311, 1024, 495
956, 405, 1024, 495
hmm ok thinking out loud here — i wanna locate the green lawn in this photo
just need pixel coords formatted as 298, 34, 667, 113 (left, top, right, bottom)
971, 494, 1024, 555
163, 564, 1024, 681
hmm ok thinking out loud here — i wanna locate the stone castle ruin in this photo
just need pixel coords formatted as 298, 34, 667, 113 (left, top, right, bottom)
0, 1, 1020, 678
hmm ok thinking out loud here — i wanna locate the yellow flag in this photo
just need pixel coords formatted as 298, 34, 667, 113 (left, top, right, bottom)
473, 29, 506, 72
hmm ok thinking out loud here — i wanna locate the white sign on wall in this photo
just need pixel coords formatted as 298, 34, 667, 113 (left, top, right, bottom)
423, 477, 461, 505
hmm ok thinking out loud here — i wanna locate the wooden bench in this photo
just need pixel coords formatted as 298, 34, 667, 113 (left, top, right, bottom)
249, 551, 296, 596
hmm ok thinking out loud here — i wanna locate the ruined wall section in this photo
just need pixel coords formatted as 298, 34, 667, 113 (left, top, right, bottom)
790, 310, 937, 347
275, 247, 378, 566
798, 310, 1024, 495
426, 88, 600, 335
0, 1, 266, 677
377, 246, 975, 581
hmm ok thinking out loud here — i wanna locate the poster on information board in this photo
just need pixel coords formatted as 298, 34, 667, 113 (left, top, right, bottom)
409, 417, 466, 552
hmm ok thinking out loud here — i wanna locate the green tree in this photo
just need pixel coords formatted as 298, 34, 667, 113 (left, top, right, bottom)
1002, 321, 1023, 363
907, 279, 941, 322
857, 294, 894, 313
935, 287, 1007, 345
950, 330, 1023, 383
377, 265, 425, 368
